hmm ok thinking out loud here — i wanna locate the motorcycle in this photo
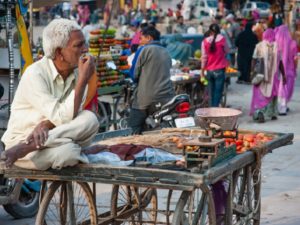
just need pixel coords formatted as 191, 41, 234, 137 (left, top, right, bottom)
0, 176, 41, 219
105, 61, 194, 130
145, 93, 194, 129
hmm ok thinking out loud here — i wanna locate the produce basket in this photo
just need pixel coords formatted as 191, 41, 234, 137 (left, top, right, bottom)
195, 107, 242, 131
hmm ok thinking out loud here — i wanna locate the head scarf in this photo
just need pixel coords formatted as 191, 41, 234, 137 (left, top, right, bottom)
251, 9, 260, 21
275, 25, 293, 69
263, 28, 275, 43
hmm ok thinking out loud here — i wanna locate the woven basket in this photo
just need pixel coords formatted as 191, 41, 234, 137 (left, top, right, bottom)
195, 107, 242, 131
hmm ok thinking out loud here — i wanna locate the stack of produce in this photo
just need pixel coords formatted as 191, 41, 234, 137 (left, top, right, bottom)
225, 67, 239, 73
88, 29, 131, 89
89, 29, 117, 56
96, 55, 124, 88
114, 38, 130, 50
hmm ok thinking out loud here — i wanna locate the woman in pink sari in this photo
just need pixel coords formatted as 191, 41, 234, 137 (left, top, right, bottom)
275, 25, 298, 115
250, 28, 286, 123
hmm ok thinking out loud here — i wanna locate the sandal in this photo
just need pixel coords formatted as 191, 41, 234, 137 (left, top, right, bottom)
257, 112, 265, 123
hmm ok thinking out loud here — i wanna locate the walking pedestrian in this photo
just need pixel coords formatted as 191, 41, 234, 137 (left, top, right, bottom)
275, 25, 298, 115
174, 16, 187, 34
201, 24, 229, 107
250, 28, 286, 123
235, 22, 258, 84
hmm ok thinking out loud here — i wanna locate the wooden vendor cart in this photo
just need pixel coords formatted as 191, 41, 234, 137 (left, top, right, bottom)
0, 128, 293, 225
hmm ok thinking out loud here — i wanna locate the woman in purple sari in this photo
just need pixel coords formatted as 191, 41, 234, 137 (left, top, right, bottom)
250, 28, 286, 123
275, 25, 298, 115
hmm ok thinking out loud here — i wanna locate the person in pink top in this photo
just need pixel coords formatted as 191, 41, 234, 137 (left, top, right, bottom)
201, 24, 229, 107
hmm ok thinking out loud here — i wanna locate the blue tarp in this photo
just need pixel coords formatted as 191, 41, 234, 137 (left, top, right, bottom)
161, 34, 204, 65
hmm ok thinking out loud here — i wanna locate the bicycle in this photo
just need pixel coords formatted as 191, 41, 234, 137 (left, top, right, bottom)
96, 78, 135, 132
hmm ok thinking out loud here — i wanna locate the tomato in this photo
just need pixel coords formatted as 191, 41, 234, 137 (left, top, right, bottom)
172, 136, 179, 143
236, 145, 243, 152
177, 142, 184, 149
256, 132, 265, 138
244, 134, 255, 142
243, 141, 250, 147
263, 137, 272, 142
249, 142, 256, 148
225, 138, 235, 143
238, 134, 244, 140
241, 147, 248, 152
235, 140, 243, 146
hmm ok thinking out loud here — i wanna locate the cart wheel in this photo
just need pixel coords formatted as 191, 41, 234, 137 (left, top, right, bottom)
111, 185, 158, 224
172, 189, 216, 225
232, 165, 261, 225
166, 190, 173, 224
35, 181, 97, 225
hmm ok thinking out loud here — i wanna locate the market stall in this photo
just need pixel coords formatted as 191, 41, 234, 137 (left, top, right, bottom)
170, 65, 240, 108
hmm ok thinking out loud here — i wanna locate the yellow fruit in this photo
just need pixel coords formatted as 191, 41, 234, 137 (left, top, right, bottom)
194, 49, 201, 59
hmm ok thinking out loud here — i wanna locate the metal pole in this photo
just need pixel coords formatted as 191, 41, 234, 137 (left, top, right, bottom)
29, 0, 33, 48
5, 0, 16, 115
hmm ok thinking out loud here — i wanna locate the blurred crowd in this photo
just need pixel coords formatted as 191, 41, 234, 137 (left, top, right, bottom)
1, 0, 299, 124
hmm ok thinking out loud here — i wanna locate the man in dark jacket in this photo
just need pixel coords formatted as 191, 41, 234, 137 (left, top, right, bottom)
129, 26, 175, 134
235, 22, 258, 84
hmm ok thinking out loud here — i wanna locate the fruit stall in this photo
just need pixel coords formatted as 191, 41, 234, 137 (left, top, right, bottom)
89, 29, 131, 96
171, 65, 240, 108
0, 108, 294, 225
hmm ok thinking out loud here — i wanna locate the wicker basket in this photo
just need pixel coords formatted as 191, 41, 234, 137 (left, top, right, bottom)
195, 107, 242, 131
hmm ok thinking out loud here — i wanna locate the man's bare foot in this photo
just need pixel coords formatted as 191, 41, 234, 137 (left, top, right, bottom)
82, 144, 109, 155
2, 148, 20, 168
2, 141, 40, 168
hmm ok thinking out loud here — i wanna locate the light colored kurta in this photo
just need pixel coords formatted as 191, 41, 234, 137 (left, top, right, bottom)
1, 56, 99, 170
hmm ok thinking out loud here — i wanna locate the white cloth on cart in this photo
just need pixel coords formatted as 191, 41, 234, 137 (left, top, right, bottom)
87, 147, 182, 166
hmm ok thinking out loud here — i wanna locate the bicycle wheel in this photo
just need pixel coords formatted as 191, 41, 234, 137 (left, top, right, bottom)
111, 185, 157, 224
98, 101, 111, 132
113, 95, 130, 130
36, 181, 97, 225
172, 189, 216, 225
192, 82, 209, 109
232, 165, 261, 225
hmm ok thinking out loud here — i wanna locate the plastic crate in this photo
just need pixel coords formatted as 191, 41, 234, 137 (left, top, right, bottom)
212, 144, 237, 166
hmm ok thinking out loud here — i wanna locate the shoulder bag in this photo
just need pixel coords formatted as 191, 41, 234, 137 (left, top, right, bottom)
251, 58, 265, 85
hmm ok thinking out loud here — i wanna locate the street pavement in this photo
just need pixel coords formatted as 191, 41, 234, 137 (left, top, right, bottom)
1, 74, 300, 224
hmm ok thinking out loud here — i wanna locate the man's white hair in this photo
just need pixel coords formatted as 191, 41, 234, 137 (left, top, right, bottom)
43, 18, 81, 59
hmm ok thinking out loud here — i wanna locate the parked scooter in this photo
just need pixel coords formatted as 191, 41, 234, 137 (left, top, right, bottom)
145, 93, 193, 129
0, 177, 41, 218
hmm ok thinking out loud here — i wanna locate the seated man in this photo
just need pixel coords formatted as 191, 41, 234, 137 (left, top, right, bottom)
0, 19, 100, 170
129, 26, 175, 134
